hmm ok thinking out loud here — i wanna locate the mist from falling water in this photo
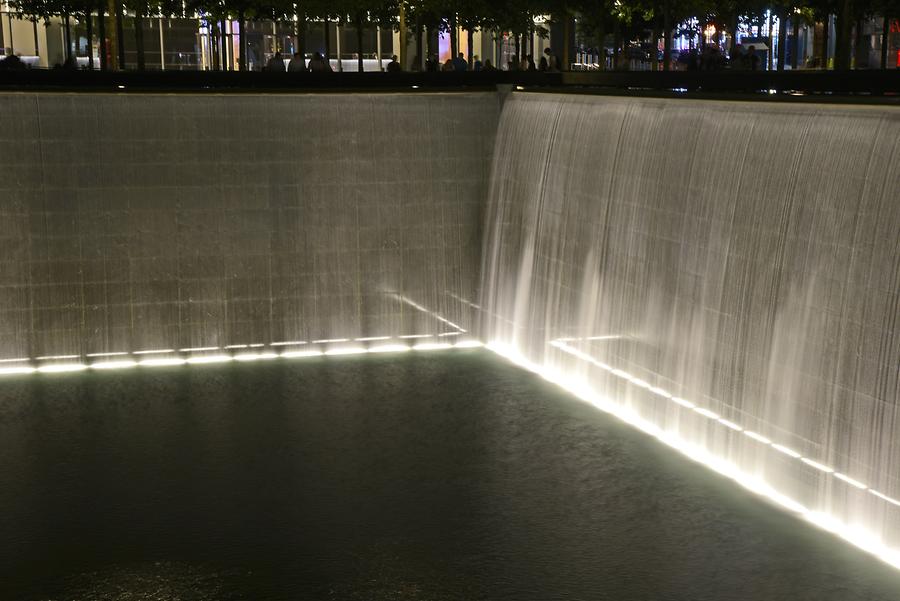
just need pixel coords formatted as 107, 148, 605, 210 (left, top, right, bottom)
479, 93, 900, 563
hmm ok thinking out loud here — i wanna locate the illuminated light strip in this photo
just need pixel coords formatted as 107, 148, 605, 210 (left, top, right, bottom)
323, 347, 367, 356
133, 349, 175, 355
718, 418, 743, 432
368, 344, 411, 353
870, 490, 900, 507
393, 294, 468, 333
834, 473, 867, 490
224, 344, 249, 349
438, 332, 462, 337
744, 431, 772, 444
248, 343, 265, 348
36, 354, 79, 360
0, 357, 30, 363
234, 352, 279, 361
801, 458, 835, 474
185, 355, 233, 364
37, 363, 88, 373
0, 366, 36, 375
138, 358, 186, 367
671, 397, 695, 409
399, 334, 433, 339
270, 341, 307, 347
772, 444, 803, 458
312, 338, 349, 344
282, 350, 323, 358
355, 336, 391, 342
693, 407, 720, 420
91, 360, 137, 370
454, 340, 484, 348
413, 342, 454, 351
86, 351, 129, 357
486, 340, 900, 571
180, 346, 220, 353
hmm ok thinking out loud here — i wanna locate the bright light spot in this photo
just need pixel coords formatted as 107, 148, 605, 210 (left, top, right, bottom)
224, 344, 249, 349
271, 340, 308, 346
413, 342, 454, 351
248, 343, 265, 348
454, 340, 484, 348
438, 332, 462, 337
870, 490, 900, 507
399, 334, 433, 339
180, 346, 220, 353
234, 352, 279, 361
36, 354, 79, 360
744, 431, 772, 444
0, 357, 31, 363
355, 336, 391, 342
772, 443, 802, 458
281, 350, 323, 358
185, 355, 233, 364
91, 360, 137, 370
313, 338, 349, 344
139, 358, 186, 367
693, 407, 720, 420
648, 386, 671, 398
834, 473, 867, 490
0, 366, 36, 375
37, 363, 88, 373
515, 85, 525, 91
86, 351, 129, 357
368, 344, 411, 354
718, 418, 743, 432
800, 458, 834, 473
133, 349, 175, 355
323, 347, 367, 356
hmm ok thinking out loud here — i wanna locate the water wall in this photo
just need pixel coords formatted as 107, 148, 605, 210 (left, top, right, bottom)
0, 92, 497, 359
481, 94, 900, 554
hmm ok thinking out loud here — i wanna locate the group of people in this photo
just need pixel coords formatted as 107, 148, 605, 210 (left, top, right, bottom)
261, 46, 561, 74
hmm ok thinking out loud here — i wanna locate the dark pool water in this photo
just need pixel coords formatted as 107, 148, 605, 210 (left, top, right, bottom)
0, 350, 898, 600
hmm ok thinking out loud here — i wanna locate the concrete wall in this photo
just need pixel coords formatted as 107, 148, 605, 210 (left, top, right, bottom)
0, 92, 497, 359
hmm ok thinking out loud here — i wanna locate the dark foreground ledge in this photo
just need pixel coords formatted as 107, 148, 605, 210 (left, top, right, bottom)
0, 68, 897, 97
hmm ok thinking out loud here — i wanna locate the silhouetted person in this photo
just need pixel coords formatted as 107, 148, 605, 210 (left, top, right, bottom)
525, 54, 537, 71
746, 45, 761, 71
288, 52, 306, 72
0, 54, 26, 70
441, 58, 454, 72
308, 52, 331, 73
507, 59, 519, 71
481, 59, 496, 71
386, 55, 402, 72
266, 52, 286, 72
473, 55, 483, 71
452, 52, 468, 72
544, 47, 560, 72
538, 55, 548, 71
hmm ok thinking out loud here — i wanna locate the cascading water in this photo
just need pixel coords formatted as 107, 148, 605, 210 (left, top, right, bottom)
480, 93, 900, 562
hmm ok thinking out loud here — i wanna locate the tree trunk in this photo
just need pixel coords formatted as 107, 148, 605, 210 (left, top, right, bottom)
776, 10, 787, 70
835, 1, 853, 69
853, 19, 867, 68
467, 27, 473, 66
613, 20, 621, 65
323, 18, 331, 64
450, 14, 458, 57
356, 15, 364, 72
98, 2, 107, 70
296, 8, 306, 60
731, 15, 739, 56
114, 1, 125, 68
650, 27, 659, 70
598, 17, 607, 71
883, 16, 890, 69
514, 33, 520, 63
64, 14, 72, 61
238, 12, 246, 71
821, 17, 830, 68
135, 11, 145, 70
664, 8, 672, 71
86, 10, 94, 69
415, 18, 423, 70
791, 18, 801, 69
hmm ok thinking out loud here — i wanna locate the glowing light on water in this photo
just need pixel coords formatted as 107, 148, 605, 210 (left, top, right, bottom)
413, 342, 454, 351
37, 363, 88, 373
91, 360, 138, 370
281, 350, 324, 358
368, 344, 411, 353
138, 358, 186, 367
486, 339, 900, 571
454, 340, 484, 348
0, 366, 36, 375
323, 347, 367, 356
234, 352, 279, 361
185, 355, 233, 364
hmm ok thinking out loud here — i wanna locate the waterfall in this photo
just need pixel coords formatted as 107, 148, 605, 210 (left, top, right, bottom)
480, 93, 900, 559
